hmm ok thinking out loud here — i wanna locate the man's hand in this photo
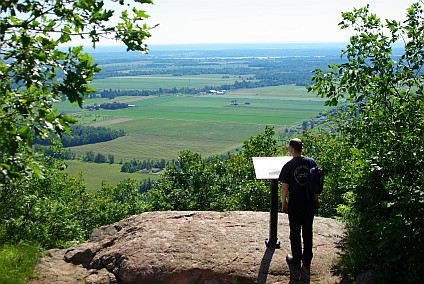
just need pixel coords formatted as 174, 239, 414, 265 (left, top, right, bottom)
315, 195, 320, 209
281, 182, 289, 214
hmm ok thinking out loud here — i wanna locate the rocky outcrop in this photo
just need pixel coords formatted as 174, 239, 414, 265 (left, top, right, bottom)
30, 211, 346, 284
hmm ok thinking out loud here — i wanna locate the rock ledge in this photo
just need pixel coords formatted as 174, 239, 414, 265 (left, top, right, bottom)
30, 211, 346, 284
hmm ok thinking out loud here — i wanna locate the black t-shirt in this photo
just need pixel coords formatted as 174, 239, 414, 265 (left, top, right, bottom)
279, 156, 317, 209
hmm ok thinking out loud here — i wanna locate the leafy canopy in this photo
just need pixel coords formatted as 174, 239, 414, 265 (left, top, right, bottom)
308, 2, 424, 282
0, 0, 154, 184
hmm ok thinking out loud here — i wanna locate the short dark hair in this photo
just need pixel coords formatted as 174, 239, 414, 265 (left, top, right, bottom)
289, 138, 302, 153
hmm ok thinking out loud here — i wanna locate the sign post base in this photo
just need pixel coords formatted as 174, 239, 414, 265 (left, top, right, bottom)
265, 239, 281, 248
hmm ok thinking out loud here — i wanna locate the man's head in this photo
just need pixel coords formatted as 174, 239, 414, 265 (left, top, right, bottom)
289, 138, 302, 154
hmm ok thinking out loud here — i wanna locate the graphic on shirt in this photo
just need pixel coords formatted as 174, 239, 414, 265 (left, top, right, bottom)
294, 165, 309, 186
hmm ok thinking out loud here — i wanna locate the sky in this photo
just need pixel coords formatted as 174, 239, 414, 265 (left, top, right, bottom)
135, 0, 418, 45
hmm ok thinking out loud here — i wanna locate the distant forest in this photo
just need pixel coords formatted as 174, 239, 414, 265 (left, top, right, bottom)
87, 44, 353, 99
88, 44, 406, 100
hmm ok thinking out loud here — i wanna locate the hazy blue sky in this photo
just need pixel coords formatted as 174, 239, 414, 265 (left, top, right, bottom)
139, 0, 417, 45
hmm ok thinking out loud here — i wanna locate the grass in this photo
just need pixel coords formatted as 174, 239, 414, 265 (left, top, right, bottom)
64, 160, 160, 192
0, 243, 40, 284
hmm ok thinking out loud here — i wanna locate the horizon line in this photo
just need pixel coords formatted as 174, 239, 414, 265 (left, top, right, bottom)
90, 41, 350, 47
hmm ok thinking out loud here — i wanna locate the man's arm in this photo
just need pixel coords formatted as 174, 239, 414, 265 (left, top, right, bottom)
281, 182, 289, 214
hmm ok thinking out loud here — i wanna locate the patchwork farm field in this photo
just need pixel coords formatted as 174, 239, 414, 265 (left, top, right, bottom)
58, 84, 328, 163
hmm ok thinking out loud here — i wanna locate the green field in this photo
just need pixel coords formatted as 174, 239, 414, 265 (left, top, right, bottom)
229, 85, 317, 98
81, 96, 321, 124
67, 119, 266, 162
64, 160, 159, 192
57, 84, 328, 188
58, 85, 328, 160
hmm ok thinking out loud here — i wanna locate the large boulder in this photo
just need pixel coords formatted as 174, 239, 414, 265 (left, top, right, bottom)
30, 211, 346, 283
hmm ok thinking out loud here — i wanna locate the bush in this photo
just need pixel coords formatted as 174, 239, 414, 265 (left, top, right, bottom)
147, 126, 281, 212
0, 167, 149, 249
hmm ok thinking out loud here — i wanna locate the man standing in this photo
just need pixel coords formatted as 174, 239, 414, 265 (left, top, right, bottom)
279, 138, 317, 281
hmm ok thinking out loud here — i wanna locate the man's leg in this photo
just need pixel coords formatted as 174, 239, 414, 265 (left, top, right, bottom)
288, 212, 302, 268
302, 212, 315, 266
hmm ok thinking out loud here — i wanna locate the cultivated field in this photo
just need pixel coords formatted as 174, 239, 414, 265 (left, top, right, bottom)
64, 160, 159, 192
58, 84, 328, 162
56, 71, 328, 189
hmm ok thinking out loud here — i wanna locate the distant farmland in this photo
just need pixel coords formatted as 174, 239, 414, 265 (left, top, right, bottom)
64, 160, 159, 192
57, 84, 328, 163
54, 43, 343, 189
91, 74, 254, 90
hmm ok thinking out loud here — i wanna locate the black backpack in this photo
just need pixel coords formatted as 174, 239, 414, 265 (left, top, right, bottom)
306, 158, 324, 200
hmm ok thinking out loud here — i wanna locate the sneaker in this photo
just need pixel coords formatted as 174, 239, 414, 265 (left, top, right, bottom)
286, 255, 301, 267
286, 255, 301, 281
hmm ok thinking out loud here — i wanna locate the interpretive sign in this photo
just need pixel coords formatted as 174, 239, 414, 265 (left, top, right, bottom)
252, 156, 292, 180
252, 156, 292, 248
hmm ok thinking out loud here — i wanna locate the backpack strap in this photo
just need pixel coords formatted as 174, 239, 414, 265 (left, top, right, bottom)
308, 157, 316, 168
306, 158, 313, 200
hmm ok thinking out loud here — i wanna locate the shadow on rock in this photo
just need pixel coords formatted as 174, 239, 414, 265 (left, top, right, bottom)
257, 246, 276, 284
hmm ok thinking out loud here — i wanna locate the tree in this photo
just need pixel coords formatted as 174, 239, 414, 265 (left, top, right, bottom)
108, 154, 115, 164
147, 126, 282, 212
307, 2, 424, 282
0, 0, 154, 184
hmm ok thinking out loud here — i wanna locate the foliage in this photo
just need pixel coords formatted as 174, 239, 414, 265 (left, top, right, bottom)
307, 2, 424, 282
147, 126, 282, 212
0, 163, 148, 248
36, 124, 125, 147
0, 0, 153, 184
62, 125, 125, 147
0, 0, 154, 254
300, 130, 351, 218
99, 101, 129, 110
121, 158, 170, 173
0, 242, 41, 284
86, 179, 149, 231
1, 163, 90, 248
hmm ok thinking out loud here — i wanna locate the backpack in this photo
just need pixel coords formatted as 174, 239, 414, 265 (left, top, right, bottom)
306, 158, 324, 200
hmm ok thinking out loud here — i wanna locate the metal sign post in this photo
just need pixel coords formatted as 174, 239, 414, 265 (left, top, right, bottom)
252, 156, 292, 248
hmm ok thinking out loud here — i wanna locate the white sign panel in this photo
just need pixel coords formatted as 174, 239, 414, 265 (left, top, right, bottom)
252, 156, 292, 180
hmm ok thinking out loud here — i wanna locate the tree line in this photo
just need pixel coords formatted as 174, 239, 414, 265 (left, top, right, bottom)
120, 159, 174, 173
97, 76, 307, 100
99, 102, 130, 110
95, 53, 344, 87
36, 125, 125, 148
